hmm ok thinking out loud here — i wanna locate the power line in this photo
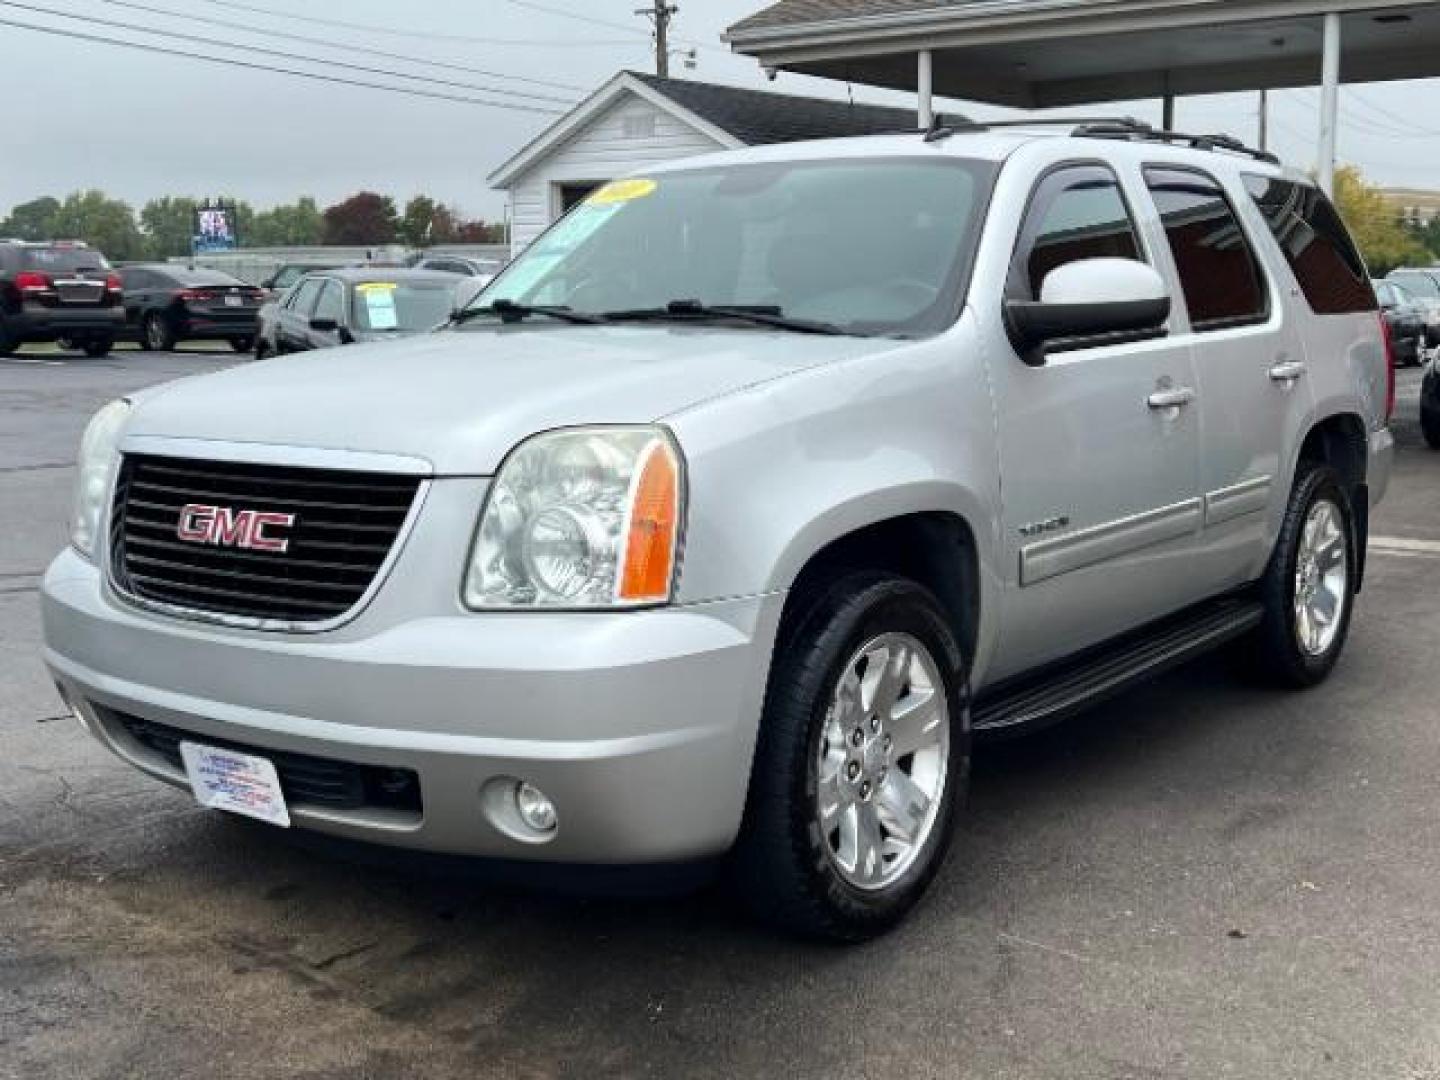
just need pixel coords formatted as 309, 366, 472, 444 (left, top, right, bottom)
499, 0, 723, 54
96, 0, 589, 92
1, 1, 579, 104
0, 16, 567, 114
190, 0, 634, 49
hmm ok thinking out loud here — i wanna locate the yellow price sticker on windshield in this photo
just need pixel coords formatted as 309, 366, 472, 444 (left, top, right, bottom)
356, 282, 398, 292
587, 178, 657, 206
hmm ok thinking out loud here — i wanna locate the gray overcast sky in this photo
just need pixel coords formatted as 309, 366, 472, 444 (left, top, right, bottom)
3, 0, 1439, 222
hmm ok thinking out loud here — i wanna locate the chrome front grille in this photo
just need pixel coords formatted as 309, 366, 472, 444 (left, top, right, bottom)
109, 454, 422, 626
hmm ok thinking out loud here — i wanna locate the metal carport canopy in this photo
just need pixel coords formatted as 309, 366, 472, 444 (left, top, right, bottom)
724, 0, 1440, 105
724, 0, 1440, 190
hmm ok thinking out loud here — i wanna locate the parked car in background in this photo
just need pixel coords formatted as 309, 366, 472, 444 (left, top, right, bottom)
118, 265, 264, 353
44, 128, 1394, 940
259, 262, 340, 303
0, 240, 123, 357
253, 268, 459, 359
1386, 267, 1440, 348
1423, 349, 1440, 449
412, 254, 501, 286
1374, 278, 1424, 366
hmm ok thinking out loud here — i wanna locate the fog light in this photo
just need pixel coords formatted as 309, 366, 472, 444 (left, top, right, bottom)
514, 781, 557, 832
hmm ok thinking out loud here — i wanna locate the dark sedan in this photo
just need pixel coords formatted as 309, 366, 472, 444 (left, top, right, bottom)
119, 265, 264, 352
1423, 351, 1440, 449
1375, 279, 1425, 367
253, 268, 460, 359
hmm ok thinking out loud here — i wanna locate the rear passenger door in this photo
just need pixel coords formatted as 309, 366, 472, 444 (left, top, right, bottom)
278, 278, 322, 352
1140, 166, 1312, 595
988, 163, 1205, 680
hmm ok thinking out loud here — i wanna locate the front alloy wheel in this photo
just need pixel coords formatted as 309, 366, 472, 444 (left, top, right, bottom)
815, 633, 950, 890
733, 573, 969, 941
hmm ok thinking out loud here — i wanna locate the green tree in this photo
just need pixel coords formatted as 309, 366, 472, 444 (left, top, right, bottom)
0, 196, 60, 240
399, 195, 437, 247
250, 197, 323, 247
1333, 165, 1428, 276
321, 192, 398, 246
139, 196, 198, 259
49, 190, 144, 261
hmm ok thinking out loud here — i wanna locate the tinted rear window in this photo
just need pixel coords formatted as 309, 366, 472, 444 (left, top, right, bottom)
1243, 176, 1374, 314
1144, 167, 1267, 330
20, 247, 111, 272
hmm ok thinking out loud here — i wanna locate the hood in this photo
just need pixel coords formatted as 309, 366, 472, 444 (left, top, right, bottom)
126, 325, 900, 474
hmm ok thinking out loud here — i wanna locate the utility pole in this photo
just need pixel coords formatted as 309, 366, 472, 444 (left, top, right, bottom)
1258, 88, 1269, 152
636, 1, 677, 79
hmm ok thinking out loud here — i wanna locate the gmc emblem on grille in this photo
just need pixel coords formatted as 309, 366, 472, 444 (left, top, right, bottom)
176, 504, 296, 553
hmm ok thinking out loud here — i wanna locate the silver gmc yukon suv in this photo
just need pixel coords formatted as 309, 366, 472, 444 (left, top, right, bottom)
42, 122, 1395, 939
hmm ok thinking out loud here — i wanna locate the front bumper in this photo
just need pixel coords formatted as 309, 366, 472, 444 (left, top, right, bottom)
42, 548, 782, 863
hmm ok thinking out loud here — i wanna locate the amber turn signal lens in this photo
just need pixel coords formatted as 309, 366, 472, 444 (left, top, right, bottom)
619, 439, 680, 602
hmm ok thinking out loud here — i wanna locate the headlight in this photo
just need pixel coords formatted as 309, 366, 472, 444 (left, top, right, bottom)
464, 426, 684, 609
70, 399, 130, 559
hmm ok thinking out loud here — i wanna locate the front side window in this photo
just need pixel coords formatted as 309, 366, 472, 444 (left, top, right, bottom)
1144, 167, 1268, 330
1009, 164, 1143, 301
1243, 175, 1373, 314
287, 278, 322, 314
480, 158, 996, 337
312, 280, 344, 323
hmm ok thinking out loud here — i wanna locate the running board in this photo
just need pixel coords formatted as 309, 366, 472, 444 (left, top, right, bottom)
973, 598, 1263, 738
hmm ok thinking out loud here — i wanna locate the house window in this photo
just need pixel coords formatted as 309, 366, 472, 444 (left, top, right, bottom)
622, 113, 656, 139
558, 183, 602, 212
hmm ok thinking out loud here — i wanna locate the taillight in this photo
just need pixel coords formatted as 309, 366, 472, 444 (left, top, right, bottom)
177, 288, 204, 302
15, 270, 50, 292
1379, 313, 1397, 423
105, 273, 122, 293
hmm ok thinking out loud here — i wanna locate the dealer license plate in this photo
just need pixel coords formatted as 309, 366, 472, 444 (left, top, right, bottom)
179, 741, 291, 827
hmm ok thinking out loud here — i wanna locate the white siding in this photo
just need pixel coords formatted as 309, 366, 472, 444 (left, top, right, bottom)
505, 93, 726, 253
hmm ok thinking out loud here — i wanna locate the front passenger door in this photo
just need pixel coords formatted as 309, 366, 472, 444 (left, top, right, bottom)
987, 163, 1204, 681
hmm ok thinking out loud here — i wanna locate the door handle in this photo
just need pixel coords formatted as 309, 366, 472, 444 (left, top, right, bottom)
1147, 386, 1196, 411
1269, 360, 1307, 384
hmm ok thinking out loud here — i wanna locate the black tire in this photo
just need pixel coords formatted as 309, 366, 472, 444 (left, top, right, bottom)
1422, 373, 1440, 450
1246, 462, 1357, 688
82, 337, 113, 358
0, 327, 14, 357
253, 339, 270, 362
229, 336, 254, 353
143, 311, 175, 352
732, 572, 971, 941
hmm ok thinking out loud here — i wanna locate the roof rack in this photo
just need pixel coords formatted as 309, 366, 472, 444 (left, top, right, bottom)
919, 114, 1279, 164
1071, 119, 1280, 164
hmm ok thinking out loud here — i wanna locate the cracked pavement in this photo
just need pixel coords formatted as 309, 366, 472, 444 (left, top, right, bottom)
3, 352, 1440, 1079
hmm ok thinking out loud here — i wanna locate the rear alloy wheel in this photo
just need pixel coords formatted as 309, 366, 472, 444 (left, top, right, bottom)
82, 337, 114, 358
229, 336, 254, 353
1247, 462, 1355, 688
143, 312, 175, 352
733, 573, 970, 941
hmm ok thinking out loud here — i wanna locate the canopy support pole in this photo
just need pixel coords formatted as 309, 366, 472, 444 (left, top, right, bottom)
918, 49, 934, 127
1319, 12, 1341, 195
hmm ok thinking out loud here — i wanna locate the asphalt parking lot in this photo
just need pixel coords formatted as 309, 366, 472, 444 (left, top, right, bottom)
2, 349, 1439, 1080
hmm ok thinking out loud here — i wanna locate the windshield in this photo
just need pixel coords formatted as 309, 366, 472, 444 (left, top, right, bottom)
350, 280, 455, 332
1391, 272, 1440, 299
476, 158, 994, 337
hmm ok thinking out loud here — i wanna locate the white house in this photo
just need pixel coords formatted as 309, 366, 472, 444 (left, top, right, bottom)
488, 70, 922, 254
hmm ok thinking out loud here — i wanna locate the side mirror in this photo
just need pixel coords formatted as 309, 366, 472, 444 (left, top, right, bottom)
309, 317, 338, 333
1004, 258, 1171, 366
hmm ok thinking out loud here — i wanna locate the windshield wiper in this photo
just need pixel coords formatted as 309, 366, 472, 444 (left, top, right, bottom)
452, 298, 608, 326
603, 300, 849, 336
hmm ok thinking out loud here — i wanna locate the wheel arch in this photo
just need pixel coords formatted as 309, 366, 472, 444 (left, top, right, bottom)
770, 494, 990, 671
1293, 410, 1370, 590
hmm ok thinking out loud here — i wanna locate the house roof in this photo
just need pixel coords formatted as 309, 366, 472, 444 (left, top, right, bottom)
488, 69, 930, 189
724, 0, 1440, 108
624, 71, 922, 145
